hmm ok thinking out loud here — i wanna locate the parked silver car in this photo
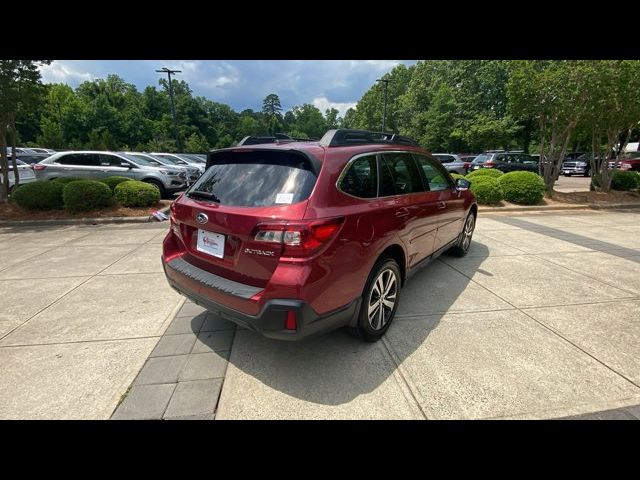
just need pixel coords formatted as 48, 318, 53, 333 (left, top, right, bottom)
2, 159, 37, 193
34, 151, 189, 198
431, 153, 469, 175
123, 152, 201, 185
150, 153, 206, 173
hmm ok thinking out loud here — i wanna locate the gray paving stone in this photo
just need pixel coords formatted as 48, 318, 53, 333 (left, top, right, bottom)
134, 355, 189, 385
177, 302, 207, 318
200, 313, 236, 332
163, 379, 222, 419
111, 384, 175, 420
562, 408, 637, 420
151, 333, 197, 357
164, 314, 206, 335
164, 413, 215, 420
625, 405, 640, 419
179, 352, 228, 381
192, 330, 235, 354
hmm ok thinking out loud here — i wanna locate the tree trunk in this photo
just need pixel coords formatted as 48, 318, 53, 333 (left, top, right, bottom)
10, 113, 19, 188
0, 113, 9, 202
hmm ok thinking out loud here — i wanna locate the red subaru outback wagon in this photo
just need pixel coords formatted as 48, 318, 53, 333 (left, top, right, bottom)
163, 129, 477, 341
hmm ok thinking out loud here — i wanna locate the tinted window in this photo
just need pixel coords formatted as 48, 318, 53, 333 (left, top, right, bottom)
379, 156, 397, 197
99, 154, 127, 166
381, 153, 424, 194
413, 155, 452, 191
433, 154, 454, 164
188, 151, 316, 207
517, 154, 537, 165
57, 154, 99, 166
472, 155, 489, 164
339, 155, 377, 198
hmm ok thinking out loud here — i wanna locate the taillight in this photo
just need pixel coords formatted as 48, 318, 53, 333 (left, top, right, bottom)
484, 162, 495, 168
33, 164, 47, 171
620, 163, 632, 170
253, 217, 344, 258
285, 311, 297, 330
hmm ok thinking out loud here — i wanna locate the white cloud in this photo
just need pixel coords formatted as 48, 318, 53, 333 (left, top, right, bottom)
312, 97, 357, 117
40, 62, 93, 84
349, 60, 402, 70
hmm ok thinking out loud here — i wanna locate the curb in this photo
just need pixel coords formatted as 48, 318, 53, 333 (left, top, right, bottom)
480, 203, 640, 213
0, 206, 171, 227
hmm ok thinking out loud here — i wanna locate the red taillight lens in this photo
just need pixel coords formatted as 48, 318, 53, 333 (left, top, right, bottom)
484, 162, 495, 168
253, 217, 344, 258
33, 164, 47, 171
285, 311, 297, 330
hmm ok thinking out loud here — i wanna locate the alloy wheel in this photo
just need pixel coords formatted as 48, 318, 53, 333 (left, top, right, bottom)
367, 269, 397, 331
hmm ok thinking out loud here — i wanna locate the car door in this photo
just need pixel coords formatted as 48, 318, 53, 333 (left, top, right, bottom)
379, 152, 438, 267
55, 153, 100, 179
413, 154, 466, 252
96, 153, 136, 179
517, 154, 538, 173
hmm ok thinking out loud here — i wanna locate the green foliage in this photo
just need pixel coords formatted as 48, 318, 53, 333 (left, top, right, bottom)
99, 176, 132, 192
465, 168, 504, 180
12, 181, 64, 210
610, 170, 640, 191
184, 132, 210, 153
114, 180, 160, 207
498, 171, 545, 205
62, 180, 113, 212
469, 177, 503, 205
449, 173, 466, 182
53, 176, 85, 184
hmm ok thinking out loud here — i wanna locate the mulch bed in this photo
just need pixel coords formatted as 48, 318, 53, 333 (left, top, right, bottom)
0, 200, 172, 221
481, 190, 640, 208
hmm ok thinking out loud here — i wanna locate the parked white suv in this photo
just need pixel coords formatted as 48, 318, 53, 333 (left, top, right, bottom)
2, 159, 37, 193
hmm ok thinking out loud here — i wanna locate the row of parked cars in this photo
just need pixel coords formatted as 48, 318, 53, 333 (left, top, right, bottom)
4, 149, 207, 197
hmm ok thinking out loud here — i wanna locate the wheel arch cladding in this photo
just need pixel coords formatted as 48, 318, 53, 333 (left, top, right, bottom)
377, 244, 406, 286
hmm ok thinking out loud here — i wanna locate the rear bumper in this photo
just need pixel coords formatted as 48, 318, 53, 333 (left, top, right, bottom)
163, 256, 360, 340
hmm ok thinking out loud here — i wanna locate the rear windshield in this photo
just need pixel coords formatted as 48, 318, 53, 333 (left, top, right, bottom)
472, 155, 489, 164
188, 151, 317, 207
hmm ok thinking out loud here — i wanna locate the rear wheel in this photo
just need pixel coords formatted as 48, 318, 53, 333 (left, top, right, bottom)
448, 211, 476, 257
143, 179, 167, 199
350, 258, 401, 342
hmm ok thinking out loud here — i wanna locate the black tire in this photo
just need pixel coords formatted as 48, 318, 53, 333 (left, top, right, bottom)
143, 179, 167, 199
448, 211, 476, 257
563, 173, 570, 177
349, 257, 401, 342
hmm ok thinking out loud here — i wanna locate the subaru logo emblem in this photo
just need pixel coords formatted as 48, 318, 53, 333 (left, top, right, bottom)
196, 213, 208, 224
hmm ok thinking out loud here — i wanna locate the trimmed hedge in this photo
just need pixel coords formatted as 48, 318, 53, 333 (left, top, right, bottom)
62, 180, 113, 212
53, 176, 84, 185
100, 176, 132, 192
12, 181, 64, 210
469, 176, 503, 205
498, 171, 545, 205
611, 170, 639, 191
114, 180, 160, 207
465, 168, 504, 181
450, 173, 466, 182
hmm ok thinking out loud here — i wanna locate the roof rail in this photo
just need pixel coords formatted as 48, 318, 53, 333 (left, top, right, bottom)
235, 133, 317, 146
319, 129, 418, 147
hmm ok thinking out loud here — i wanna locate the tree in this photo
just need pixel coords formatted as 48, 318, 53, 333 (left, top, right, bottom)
341, 108, 357, 128
262, 93, 283, 135
508, 60, 592, 196
324, 108, 340, 130
0, 60, 50, 201
184, 132, 210, 153
289, 104, 327, 139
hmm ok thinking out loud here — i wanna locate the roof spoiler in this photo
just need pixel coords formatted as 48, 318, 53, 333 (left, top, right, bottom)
319, 129, 418, 147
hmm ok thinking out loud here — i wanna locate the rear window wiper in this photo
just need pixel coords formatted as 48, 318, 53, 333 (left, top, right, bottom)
187, 190, 220, 202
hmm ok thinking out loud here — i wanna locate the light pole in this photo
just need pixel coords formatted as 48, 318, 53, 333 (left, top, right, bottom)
376, 77, 390, 133
156, 67, 182, 150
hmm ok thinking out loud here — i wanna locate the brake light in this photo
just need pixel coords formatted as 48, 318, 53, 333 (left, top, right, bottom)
484, 162, 495, 168
253, 217, 344, 258
33, 164, 47, 171
285, 311, 297, 330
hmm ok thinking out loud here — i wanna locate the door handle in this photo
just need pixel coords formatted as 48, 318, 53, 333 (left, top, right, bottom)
395, 208, 410, 218
437, 201, 447, 210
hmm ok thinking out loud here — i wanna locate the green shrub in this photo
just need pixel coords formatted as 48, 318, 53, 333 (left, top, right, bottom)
465, 168, 504, 181
114, 180, 160, 207
469, 176, 503, 205
53, 176, 85, 185
62, 180, 113, 212
498, 171, 545, 205
450, 173, 466, 182
11, 181, 64, 210
611, 170, 639, 191
100, 176, 132, 192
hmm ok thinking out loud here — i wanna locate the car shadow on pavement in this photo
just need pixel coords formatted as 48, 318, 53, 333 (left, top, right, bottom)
193, 240, 490, 410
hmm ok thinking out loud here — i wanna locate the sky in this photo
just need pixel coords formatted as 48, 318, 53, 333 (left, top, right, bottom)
39, 60, 417, 117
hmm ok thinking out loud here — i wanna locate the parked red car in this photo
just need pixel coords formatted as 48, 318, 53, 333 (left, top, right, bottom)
162, 129, 477, 341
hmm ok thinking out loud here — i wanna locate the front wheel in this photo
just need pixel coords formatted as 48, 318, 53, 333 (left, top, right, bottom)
350, 258, 401, 342
448, 211, 476, 257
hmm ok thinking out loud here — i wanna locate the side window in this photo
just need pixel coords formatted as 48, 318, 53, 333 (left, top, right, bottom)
381, 153, 424, 195
414, 154, 452, 191
57, 154, 98, 166
379, 156, 397, 197
496, 154, 506, 163
339, 155, 377, 198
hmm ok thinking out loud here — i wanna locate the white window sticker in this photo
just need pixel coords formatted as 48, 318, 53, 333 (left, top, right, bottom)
275, 193, 294, 204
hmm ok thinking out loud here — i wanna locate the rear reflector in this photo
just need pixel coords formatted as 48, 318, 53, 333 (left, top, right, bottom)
285, 311, 297, 330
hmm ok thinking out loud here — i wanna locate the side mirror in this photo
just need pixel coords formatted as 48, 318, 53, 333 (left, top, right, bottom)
456, 178, 470, 190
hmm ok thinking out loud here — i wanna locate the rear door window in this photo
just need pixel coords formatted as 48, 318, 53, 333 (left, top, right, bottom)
381, 153, 425, 195
339, 155, 377, 198
188, 150, 317, 207
413, 154, 453, 191
433, 154, 454, 164
57, 154, 99, 166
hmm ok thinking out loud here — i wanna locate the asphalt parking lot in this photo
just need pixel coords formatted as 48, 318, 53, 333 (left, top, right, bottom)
1, 209, 639, 419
